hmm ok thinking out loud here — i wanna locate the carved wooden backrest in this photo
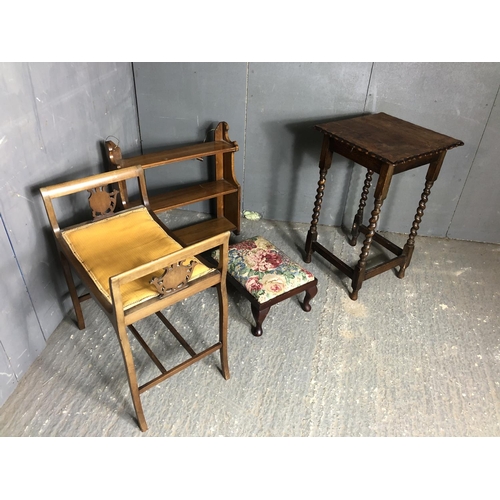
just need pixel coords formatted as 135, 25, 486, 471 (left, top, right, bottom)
87, 187, 120, 220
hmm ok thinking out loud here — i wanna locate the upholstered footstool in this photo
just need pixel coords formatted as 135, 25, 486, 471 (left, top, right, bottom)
214, 236, 318, 336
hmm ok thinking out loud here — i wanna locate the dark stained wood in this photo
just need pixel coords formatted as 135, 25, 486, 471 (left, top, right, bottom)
304, 135, 334, 263
251, 305, 270, 337
349, 169, 373, 246
312, 242, 354, 279
301, 283, 318, 312
358, 224, 403, 256
364, 255, 406, 280
315, 112, 463, 166
305, 112, 464, 300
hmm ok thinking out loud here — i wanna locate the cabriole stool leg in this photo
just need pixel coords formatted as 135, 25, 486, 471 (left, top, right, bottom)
251, 304, 270, 337
301, 283, 318, 312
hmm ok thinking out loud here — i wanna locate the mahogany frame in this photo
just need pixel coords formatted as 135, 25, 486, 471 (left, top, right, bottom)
40, 165, 230, 432
105, 121, 241, 246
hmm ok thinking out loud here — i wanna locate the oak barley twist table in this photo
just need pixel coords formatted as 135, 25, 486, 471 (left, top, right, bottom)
304, 112, 464, 300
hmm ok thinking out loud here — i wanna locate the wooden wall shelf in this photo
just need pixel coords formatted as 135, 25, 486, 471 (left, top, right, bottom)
105, 122, 241, 246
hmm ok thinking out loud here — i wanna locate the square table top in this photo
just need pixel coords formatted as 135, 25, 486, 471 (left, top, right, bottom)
315, 113, 464, 166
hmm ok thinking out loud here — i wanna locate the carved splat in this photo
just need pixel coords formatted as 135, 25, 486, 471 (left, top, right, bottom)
87, 187, 120, 220
150, 260, 198, 297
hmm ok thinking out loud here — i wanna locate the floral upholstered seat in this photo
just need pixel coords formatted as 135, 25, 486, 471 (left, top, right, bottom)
223, 236, 315, 303
212, 235, 317, 336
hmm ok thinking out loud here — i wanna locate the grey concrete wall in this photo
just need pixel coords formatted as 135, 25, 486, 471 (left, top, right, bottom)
0, 62, 139, 406
343, 62, 500, 241
133, 62, 247, 213
133, 62, 500, 243
244, 62, 372, 226
448, 86, 500, 242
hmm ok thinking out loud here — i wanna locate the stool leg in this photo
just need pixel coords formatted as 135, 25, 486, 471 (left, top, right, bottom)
251, 304, 270, 337
349, 169, 373, 246
305, 136, 333, 263
301, 283, 318, 312
397, 153, 445, 279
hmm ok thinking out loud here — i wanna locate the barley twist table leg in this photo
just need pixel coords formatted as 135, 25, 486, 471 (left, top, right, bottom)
349, 169, 374, 246
305, 136, 333, 263
397, 179, 434, 278
305, 167, 329, 262
350, 197, 384, 300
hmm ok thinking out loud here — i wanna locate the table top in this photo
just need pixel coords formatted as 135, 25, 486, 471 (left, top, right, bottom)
315, 113, 464, 166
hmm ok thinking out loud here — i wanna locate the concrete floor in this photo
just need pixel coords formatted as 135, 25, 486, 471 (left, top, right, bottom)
1, 211, 499, 437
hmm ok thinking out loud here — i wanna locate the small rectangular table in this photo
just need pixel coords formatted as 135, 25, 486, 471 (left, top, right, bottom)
304, 112, 464, 300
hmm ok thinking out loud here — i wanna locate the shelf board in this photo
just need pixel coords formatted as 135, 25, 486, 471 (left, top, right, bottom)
142, 180, 237, 212
119, 141, 238, 169
172, 217, 237, 246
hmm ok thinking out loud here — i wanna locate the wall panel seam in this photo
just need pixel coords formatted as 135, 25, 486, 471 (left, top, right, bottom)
363, 62, 375, 113
446, 81, 500, 238
341, 62, 375, 227
0, 214, 46, 343
242, 62, 249, 210
131, 62, 143, 154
